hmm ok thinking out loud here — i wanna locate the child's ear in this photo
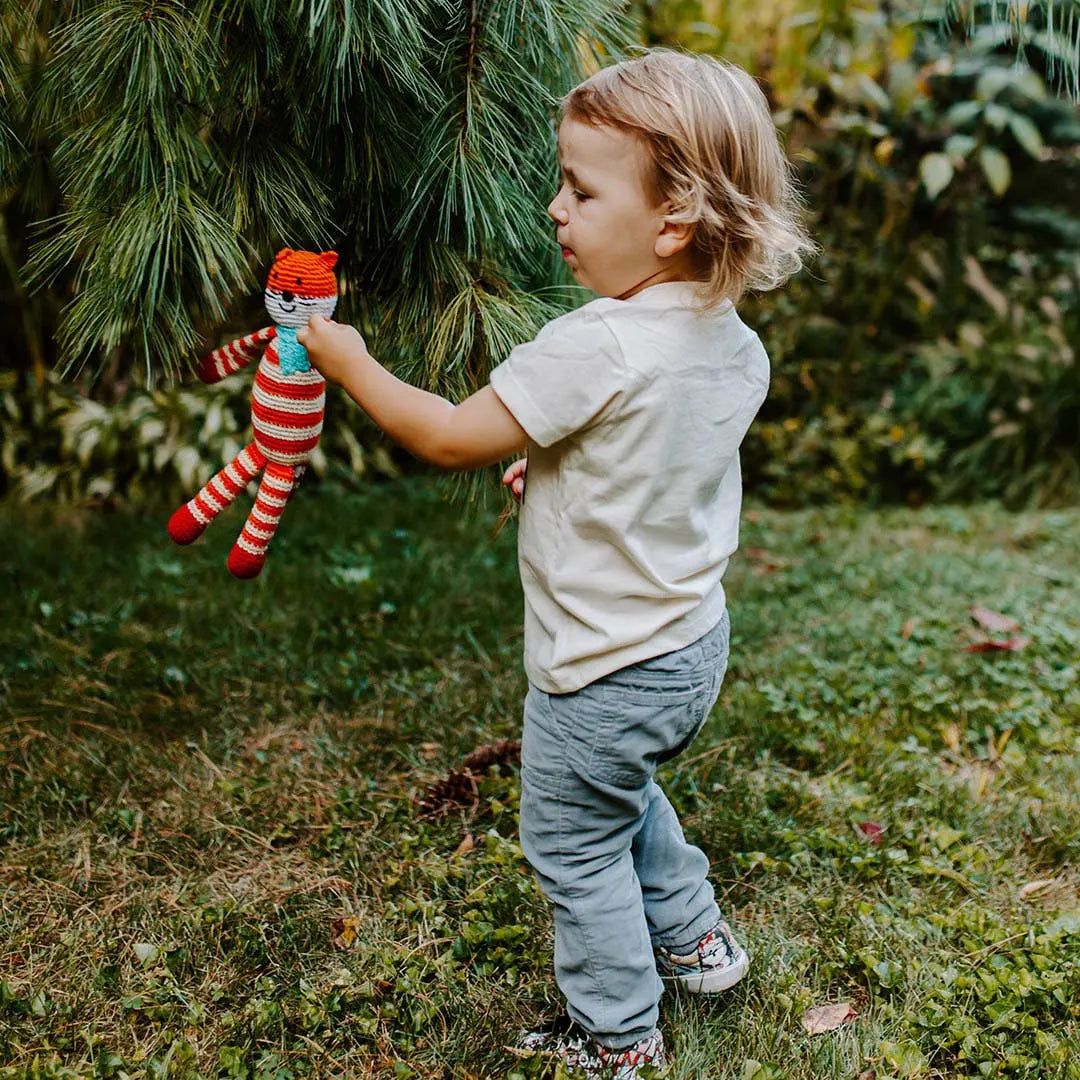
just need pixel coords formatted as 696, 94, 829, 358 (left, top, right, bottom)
655, 217, 695, 260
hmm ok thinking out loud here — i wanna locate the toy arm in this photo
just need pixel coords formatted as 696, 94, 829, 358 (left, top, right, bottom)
196, 326, 277, 384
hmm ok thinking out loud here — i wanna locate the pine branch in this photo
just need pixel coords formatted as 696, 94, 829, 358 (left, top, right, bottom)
17, 0, 637, 389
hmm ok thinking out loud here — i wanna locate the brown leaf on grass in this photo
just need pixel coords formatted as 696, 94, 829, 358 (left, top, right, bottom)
743, 547, 789, 575
964, 637, 1029, 653
970, 605, 1020, 633
901, 617, 921, 639
857, 821, 884, 844
800, 1002, 857, 1034
330, 915, 361, 952
453, 833, 475, 857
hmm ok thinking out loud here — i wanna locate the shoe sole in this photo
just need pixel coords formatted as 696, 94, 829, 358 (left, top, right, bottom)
661, 951, 748, 993
503, 1046, 584, 1060
504, 1044, 671, 1076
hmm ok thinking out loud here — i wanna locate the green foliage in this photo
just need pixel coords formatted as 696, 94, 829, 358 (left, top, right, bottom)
863, 905, 1080, 1076
1, 484, 1079, 1077
3, 0, 1079, 508
745, 249, 1079, 506
730, 0, 1080, 506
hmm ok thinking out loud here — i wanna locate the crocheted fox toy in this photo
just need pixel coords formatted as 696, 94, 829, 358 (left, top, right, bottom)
167, 248, 338, 578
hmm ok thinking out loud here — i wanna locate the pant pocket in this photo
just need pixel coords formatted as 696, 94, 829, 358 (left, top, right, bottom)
657, 672, 721, 767
586, 675, 715, 788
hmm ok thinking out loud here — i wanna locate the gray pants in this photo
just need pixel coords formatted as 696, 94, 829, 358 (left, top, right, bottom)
519, 610, 730, 1047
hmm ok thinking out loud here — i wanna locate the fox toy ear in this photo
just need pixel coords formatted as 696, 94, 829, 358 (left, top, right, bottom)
274, 248, 294, 262
319, 251, 338, 270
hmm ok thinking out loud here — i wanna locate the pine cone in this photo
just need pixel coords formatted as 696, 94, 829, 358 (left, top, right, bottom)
419, 768, 479, 819
462, 738, 521, 772
419, 740, 521, 819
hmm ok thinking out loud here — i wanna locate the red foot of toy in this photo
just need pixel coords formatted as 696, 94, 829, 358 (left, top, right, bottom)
227, 544, 265, 579
168, 504, 206, 545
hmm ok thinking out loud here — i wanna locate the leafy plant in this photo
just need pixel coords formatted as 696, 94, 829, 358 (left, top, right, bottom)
729, 0, 1080, 505
0, 368, 399, 503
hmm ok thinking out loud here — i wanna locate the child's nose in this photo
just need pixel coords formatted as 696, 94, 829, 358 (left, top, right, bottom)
547, 197, 568, 224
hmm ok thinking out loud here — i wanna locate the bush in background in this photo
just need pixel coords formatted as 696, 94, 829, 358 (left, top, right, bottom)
0, 370, 399, 505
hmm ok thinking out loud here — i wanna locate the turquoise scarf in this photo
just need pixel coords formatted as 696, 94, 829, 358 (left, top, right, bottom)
275, 326, 309, 375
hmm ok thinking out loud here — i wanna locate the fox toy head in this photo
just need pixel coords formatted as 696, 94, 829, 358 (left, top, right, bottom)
264, 249, 338, 329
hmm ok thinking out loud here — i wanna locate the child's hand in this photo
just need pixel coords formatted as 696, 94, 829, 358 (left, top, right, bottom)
502, 458, 527, 502
297, 315, 368, 386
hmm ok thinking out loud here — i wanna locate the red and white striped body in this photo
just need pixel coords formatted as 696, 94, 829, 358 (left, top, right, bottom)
251, 338, 325, 467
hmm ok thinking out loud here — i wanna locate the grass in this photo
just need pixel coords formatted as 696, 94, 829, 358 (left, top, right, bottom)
1, 479, 1079, 1079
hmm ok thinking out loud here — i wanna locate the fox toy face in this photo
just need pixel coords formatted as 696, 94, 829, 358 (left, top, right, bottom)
264, 248, 338, 329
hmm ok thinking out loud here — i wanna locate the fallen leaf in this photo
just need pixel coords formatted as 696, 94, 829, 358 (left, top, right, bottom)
132, 942, 159, 965
453, 832, 475, 857
1019, 879, 1056, 900
858, 1072, 876, 1080
970, 605, 1020, 633
901, 617, 921, 639
420, 742, 441, 760
857, 821, 884, 844
743, 547, 788, 574
331, 915, 361, 952
964, 637, 1029, 653
801, 1002, 857, 1034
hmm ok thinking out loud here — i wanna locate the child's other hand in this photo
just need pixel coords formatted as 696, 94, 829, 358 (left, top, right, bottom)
297, 315, 368, 385
502, 458, 527, 502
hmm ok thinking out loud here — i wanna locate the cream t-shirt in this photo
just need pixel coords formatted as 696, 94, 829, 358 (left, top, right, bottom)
489, 280, 769, 694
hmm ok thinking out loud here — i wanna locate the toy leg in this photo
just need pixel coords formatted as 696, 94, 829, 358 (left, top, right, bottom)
226, 461, 294, 579
168, 442, 266, 545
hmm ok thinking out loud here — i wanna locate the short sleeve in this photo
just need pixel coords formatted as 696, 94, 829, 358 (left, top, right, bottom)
489, 306, 626, 448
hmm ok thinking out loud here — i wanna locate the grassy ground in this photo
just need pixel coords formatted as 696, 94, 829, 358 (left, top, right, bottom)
2, 480, 1079, 1080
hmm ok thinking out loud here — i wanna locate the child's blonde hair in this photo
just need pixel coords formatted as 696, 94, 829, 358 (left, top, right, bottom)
562, 48, 815, 308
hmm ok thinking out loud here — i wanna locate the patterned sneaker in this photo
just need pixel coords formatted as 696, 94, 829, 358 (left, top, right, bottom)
508, 1014, 668, 1078
655, 919, 748, 994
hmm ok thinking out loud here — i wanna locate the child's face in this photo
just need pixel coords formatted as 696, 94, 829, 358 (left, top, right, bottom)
548, 118, 694, 299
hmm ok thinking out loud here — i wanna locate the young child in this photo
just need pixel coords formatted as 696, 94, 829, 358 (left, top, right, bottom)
299, 47, 812, 1079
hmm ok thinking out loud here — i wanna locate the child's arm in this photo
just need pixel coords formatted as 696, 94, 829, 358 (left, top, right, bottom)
297, 315, 528, 470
